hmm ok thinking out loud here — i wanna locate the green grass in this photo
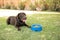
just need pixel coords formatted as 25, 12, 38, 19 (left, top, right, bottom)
0, 14, 60, 40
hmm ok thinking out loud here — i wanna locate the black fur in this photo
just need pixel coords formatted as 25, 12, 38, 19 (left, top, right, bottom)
7, 12, 30, 31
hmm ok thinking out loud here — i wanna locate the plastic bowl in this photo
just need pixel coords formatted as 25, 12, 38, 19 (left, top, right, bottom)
31, 24, 42, 32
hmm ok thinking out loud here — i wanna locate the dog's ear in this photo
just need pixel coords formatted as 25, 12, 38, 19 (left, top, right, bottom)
17, 13, 20, 19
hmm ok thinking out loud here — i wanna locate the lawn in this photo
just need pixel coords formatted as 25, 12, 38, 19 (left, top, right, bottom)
0, 14, 60, 40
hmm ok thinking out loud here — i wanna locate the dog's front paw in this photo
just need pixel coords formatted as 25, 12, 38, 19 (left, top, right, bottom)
28, 26, 31, 28
17, 28, 21, 31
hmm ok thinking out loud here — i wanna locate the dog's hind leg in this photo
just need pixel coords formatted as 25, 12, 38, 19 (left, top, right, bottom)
7, 17, 10, 25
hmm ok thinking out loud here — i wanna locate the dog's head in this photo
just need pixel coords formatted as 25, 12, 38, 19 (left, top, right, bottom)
17, 12, 27, 22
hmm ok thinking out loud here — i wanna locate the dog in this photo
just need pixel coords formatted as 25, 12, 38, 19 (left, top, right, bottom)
7, 12, 30, 31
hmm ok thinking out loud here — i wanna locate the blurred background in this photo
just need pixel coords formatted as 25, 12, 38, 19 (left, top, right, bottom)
0, 0, 60, 11
0, 0, 60, 40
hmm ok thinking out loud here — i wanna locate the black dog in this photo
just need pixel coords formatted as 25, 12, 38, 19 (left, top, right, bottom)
7, 12, 30, 31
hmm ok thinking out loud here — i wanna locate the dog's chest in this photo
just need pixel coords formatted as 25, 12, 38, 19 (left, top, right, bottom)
18, 21, 25, 26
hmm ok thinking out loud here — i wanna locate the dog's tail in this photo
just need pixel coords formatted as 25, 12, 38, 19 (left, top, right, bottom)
7, 17, 10, 25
